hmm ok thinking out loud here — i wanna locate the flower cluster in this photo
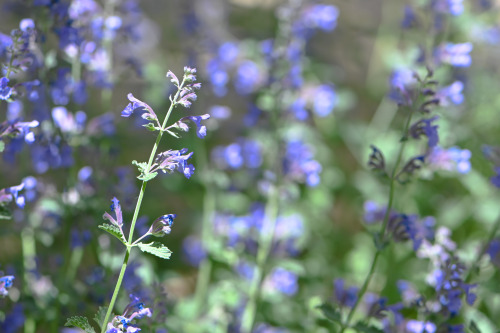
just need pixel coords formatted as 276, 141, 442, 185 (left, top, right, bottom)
106, 295, 152, 333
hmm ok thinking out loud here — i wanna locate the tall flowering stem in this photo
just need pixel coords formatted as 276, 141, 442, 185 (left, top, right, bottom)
339, 93, 420, 333
100, 71, 192, 333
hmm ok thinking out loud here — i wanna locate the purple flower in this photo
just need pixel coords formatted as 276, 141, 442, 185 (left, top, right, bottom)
171, 114, 210, 138
151, 148, 195, 179
433, 0, 464, 16
406, 320, 436, 333
211, 139, 262, 170
0, 275, 14, 297
333, 278, 358, 308
235, 61, 262, 95
148, 214, 177, 237
121, 93, 158, 121
0, 77, 13, 100
312, 85, 336, 117
267, 267, 298, 296
301, 5, 339, 31
218, 42, 239, 64
103, 197, 123, 228
427, 146, 471, 174
182, 236, 206, 267
409, 116, 439, 148
283, 140, 322, 186
436, 81, 464, 106
487, 239, 500, 267
435, 42, 473, 67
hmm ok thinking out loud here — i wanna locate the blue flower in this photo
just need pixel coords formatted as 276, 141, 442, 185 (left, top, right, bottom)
268, 267, 298, 296
435, 42, 473, 67
409, 116, 439, 148
151, 148, 195, 178
436, 81, 464, 106
149, 214, 177, 237
0, 77, 13, 100
182, 236, 206, 267
121, 93, 158, 121
312, 85, 336, 117
333, 279, 358, 308
235, 61, 262, 95
102, 197, 123, 228
171, 114, 211, 138
0, 275, 14, 296
301, 5, 339, 31
283, 140, 322, 186
427, 146, 471, 174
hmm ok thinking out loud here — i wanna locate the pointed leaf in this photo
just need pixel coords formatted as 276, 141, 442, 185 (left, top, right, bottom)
137, 241, 172, 259
317, 303, 342, 324
354, 322, 385, 333
65, 316, 96, 333
98, 224, 127, 245
93, 306, 108, 328
0, 141, 4, 152
0, 205, 12, 220
138, 172, 158, 182
470, 320, 482, 333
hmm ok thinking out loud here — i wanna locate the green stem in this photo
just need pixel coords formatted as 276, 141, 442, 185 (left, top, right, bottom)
465, 214, 500, 283
240, 185, 280, 333
100, 78, 186, 333
21, 227, 36, 333
339, 108, 414, 333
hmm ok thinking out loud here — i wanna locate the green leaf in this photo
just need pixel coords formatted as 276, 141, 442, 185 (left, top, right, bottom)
65, 316, 96, 333
317, 303, 342, 324
137, 241, 172, 259
353, 322, 384, 333
93, 306, 108, 328
0, 141, 4, 152
0, 205, 12, 220
143, 123, 160, 132
138, 171, 158, 182
470, 320, 482, 333
98, 224, 127, 245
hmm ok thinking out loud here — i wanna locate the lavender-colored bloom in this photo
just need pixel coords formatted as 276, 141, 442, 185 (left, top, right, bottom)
487, 239, 500, 267
121, 93, 157, 121
283, 140, 322, 186
301, 5, 339, 31
172, 114, 210, 138
206, 60, 229, 97
289, 98, 308, 120
182, 236, 206, 267
427, 146, 471, 174
363, 201, 397, 224
152, 148, 195, 179
268, 267, 298, 296
436, 81, 464, 106
406, 320, 436, 333
313, 85, 336, 117
432, 0, 464, 16
212, 139, 262, 170
52, 107, 86, 133
491, 167, 500, 188
401, 5, 418, 28
149, 214, 176, 237
103, 197, 123, 228
435, 42, 473, 67
409, 116, 439, 148
236, 260, 256, 281
0, 77, 12, 100
333, 278, 358, 308
0, 304, 24, 333
235, 61, 262, 95
0, 275, 14, 296
208, 105, 231, 119
218, 42, 239, 64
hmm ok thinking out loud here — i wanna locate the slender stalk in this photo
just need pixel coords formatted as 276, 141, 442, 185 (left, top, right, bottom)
339, 108, 415, 333
100, 78, 186, 333
465, 214, 500, 283
241, 185, 280, 333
